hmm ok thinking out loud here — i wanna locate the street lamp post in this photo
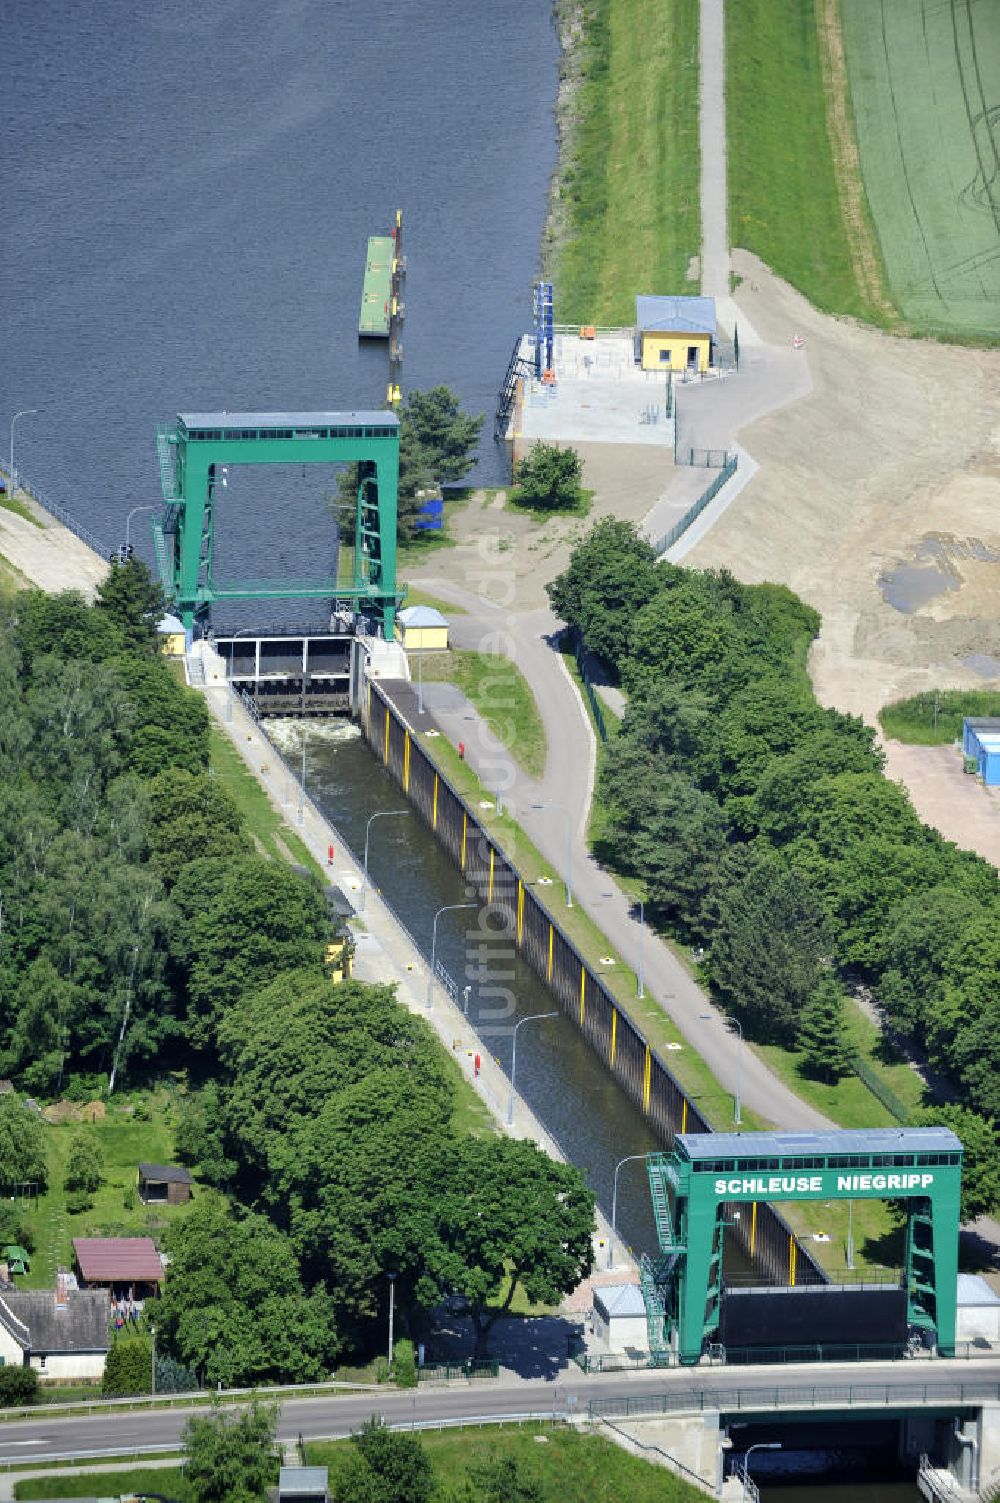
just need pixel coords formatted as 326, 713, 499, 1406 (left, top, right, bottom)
226, 628, 255, 723
636, 898, 646, 999
360, 810, 410, 910
531, 802, 573, 908
124, 504, 155, 554
700, 1011, 744, 1126
507, 1010, 557, 1125
9, 409, 39, 494
387, 1274, 397, 1367
609, 1153, 647, 1269
428, 902, 477, 1008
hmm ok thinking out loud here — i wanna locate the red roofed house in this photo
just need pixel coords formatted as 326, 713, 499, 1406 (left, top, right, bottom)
72, 1237, 164, 1306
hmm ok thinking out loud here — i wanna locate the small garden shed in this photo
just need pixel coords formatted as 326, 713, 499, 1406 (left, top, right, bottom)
137, 1162, 192, 1205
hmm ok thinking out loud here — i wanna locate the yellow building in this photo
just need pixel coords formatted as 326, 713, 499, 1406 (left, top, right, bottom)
636, 295, 716, 373
398, 605, 449, 651
326, 938, 352, 984
156, 612, 187, 657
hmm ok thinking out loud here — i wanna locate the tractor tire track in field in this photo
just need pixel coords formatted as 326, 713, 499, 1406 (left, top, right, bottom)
953, 0, 1000, 241
882, 0, 945, 309
816, 0, 897, 324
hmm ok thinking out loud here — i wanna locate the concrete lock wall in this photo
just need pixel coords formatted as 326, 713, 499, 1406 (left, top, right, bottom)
363, 682, 824, 1293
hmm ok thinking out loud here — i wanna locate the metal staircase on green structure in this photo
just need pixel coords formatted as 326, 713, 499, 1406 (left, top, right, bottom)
156, 426, 181, 502
639, 1154, 686, 1356
152, 520, 173, 597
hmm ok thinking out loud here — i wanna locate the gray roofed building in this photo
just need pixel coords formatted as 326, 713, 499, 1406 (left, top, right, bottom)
635, 294, 717, 335
0, 1289, 110, 1353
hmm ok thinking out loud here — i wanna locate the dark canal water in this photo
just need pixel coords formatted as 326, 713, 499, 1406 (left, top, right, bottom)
271, 719, 663, 1262
0, 0, 557, 570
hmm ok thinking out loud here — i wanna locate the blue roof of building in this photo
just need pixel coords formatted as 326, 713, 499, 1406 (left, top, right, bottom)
676, 1127, 962, 1160
177, 411, 398, 430
636, 295, 716, 335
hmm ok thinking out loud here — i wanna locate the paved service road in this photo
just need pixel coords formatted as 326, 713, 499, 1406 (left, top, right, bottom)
401, 582, 833, 1134
3, 1360, 999, 1461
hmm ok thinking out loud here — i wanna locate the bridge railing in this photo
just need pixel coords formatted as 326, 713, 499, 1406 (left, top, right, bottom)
0, 461, 111, 558
591, 1378, 1000, 1421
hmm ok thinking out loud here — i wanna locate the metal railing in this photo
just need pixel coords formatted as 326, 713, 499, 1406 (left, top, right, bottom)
595, 1415, 715, 1496
417, 1359, 499, 1382
0, 461, 111, 558
590, 1378, 1000, 1421
675, 447, 735, 469
651, 454, 738, 556
572, 633, 608, 743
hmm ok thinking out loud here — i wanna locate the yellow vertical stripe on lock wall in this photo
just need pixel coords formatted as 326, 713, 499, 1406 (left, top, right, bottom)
516, 881, 524, 945
610, 1009, 617, 1068
547, 925, 554, 982
488, 848, 494, 903
432, 774, 439, 830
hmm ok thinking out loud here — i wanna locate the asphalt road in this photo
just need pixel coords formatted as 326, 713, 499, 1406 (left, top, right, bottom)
401, 585, 833, 1133
3, 1360, 999, 1463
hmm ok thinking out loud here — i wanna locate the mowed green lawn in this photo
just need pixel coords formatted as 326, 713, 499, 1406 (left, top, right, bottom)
553, 0, 700, 324
842, 0, 1000, 339
727, 0, 880, 321
309, 1424, 705, 1502
417, 650, 547, 779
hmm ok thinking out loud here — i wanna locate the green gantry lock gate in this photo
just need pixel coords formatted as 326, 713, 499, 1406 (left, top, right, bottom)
153, 410, 400, 640
641, 1127, 962, 1365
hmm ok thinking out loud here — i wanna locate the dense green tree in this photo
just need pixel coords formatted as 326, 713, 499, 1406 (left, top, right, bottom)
186, 861, 331, 1047
111, 654, 210, 776
545, 518, 660, 670
146, 767, 245, 886
174, 1084, 236, 1186
511, 442, 583, 510
11, 589, 122, 667
0, 1096, 47, 1188
64, 1131, 103, 1194
337, 1419, 435, 1503
95, 559, 165, 655
596, 757, 729, 938
219, 974, 452, 1174
797, 978, 855, 1082
6, 958, 71, 1096
102, 1335, 152, 1396
432, 1136, 595, 1353
272, 1071, 450, 1326
909, 1105, 1000, 1223
710, 857, 829, 1042
158, 1199, 338, 1386
182, 1399, 278, 1503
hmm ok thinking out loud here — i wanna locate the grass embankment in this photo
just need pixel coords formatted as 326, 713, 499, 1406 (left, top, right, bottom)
549, 0, 700, 323
417, 650, 548, 780
400, 588, 467, 615
879, 690, 1000, 747
0, 492, 44, 527
21, 1089, 193, 1292
727, 0, 894, 324
0, 553, 31, 600
208, 724, 323, 877
309, 1423, 704, 1502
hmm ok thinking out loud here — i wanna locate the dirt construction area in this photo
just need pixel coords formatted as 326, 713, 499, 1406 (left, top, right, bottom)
684, 249, 1000, 861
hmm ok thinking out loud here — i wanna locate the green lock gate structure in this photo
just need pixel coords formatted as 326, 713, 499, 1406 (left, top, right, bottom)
642, 1127, 962, 1366
153, 410, 400, 639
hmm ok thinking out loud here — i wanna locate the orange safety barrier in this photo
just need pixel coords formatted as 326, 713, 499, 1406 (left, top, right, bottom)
579, 325, 596, 339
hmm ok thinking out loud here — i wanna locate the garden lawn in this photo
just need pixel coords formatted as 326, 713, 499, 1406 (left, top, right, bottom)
552, 0, 700, 324
20, 1088, 196, 1291
417, 650, 547, 780
727, 0, 888, 322
308, 1422, 706, 1502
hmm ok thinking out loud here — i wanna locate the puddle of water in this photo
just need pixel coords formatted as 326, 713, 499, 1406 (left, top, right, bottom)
961, 652, 1000, 678
878, 563, 958, 613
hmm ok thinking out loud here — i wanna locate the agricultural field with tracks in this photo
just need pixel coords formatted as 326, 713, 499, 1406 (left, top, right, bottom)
843, 0, 1000, 340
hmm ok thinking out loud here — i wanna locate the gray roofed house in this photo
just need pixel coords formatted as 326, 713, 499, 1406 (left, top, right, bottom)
0, 1283, 110, 1381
